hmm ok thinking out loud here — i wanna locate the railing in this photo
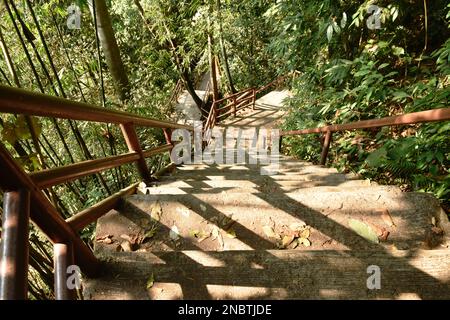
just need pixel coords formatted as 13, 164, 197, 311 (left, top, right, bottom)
203, 75, 288, 141
163, 79, 184, 113
200, 80, 211, 118
280, 108, 450, 165
0, 85, 193, 300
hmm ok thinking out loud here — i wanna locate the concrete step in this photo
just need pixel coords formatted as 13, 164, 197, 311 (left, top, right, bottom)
158, 171, 354, 182
94, 189, 449, 254
83, 249, 450, 300
173, 165, 339, 175
148, 178, 375, 189
141, 184, 379, 195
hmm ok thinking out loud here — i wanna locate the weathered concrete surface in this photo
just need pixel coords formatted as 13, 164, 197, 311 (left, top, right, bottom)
84, 249, 450, 300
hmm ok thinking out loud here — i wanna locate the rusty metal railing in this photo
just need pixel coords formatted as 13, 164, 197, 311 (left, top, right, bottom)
0, 85, 193, 300
281, 108, 450, 165
203, 75, 289, 143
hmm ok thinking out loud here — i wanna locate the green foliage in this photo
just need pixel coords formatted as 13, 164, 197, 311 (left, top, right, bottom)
278, 0, 450, 207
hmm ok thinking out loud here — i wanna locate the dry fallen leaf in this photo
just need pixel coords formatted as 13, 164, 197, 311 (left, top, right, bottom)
197, 231, 211, 243
120, 234, 142, 245
263, 225, 281, 240
300, 228, 310, 239
96, 235, 113, 244
211, 226, 220, 241
432, 227, 444, 235
120, 241, 134, 252
299, 238, 311, 247
137, 182, 148, 195
378, 229, 390, 242
289, 222, 305, 232
279, 235, 295, 249
200, 204, 207, 212
217, 232, 224, 250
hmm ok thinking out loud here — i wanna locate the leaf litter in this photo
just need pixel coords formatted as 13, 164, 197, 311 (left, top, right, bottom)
264, 221, 312, 249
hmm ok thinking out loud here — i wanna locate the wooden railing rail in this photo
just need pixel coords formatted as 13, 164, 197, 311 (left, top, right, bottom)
0, 85, 192, 130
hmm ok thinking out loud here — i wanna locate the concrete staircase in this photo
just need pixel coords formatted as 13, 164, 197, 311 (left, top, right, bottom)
83, 92, 450, 300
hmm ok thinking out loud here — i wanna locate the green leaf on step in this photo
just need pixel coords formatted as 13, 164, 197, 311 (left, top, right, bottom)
348, 219, 379, 243
144, 228, 157, 240
146, 273, 154, 289
226, 229, 237, 239
189, 229, 200, 238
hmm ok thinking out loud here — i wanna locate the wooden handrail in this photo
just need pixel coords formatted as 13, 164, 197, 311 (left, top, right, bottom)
281, 108, 450, 136
214, 87, 254, 104
0, 143, 100, 277
29, 145, 172, 189
256, 75, 289, 94
30, 152, 140, 189
0, 85, 193, 130
280, 107, 450, 165
0, 84, 193, 295
202, 77, 289, 144
67, 183, 139, 231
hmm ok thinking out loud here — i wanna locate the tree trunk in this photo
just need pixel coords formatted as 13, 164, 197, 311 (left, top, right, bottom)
208, 35, 219, 102
88, 0, 130, 101
216, 0, 236, 93
182, 70, 204, 107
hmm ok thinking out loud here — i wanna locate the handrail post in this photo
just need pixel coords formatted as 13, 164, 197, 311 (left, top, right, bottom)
163, 128, 173, 146
54, 243, 76, 300
120, 123, 152, 182
279, 135, 283, 153
232, 97, 237, 117
252, 88, 256, 110
320, 130, 333, 166
212, 102, 217, 126
0, 189, 30, 300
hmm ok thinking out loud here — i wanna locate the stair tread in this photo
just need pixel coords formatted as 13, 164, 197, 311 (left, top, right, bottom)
94, 190, 448, 254
83, 249, 450, 300
148, 179, 375, 189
